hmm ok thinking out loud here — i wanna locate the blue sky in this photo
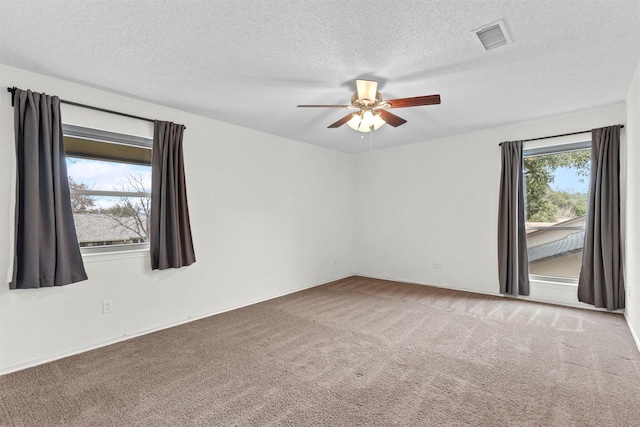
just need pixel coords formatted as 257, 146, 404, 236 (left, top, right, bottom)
67, 158, 151, 191
550, 166, 589, 194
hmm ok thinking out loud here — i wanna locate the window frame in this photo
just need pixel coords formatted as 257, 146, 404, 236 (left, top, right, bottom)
523, 140, 591, 284
63, 124, 153, 255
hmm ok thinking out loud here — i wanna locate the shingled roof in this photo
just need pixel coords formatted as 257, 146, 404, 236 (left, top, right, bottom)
528, 230, 585, 263
73, 213, 146, 244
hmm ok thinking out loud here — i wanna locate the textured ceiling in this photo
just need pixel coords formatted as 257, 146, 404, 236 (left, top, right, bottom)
1, 0, 639, 153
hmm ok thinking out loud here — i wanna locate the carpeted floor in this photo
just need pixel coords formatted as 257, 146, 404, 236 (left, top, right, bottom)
1, 276, 639, 426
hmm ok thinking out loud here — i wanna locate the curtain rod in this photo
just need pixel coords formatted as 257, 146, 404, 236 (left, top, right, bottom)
499, 125, 624, 146
7, 87, 185, 129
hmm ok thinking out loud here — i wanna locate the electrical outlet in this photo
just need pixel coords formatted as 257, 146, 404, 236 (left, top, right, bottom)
433, 261, 439, 269
102, 299, 113, 314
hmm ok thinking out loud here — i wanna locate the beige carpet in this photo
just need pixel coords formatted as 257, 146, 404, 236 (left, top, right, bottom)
1, 276, 639, 426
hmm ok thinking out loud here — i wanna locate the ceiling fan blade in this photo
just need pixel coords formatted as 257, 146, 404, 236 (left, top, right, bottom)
328, 113, 355, 128
356, 80, 378, 102
297, 104, 350, 108
379, 110, 407, 127
384, 94, 441, 108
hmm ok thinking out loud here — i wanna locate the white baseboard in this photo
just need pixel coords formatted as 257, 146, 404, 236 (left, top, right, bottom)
358, 274, 623, 312
625, 312, 640, 353
361, 274, 504, 299
0, 274, 353, 376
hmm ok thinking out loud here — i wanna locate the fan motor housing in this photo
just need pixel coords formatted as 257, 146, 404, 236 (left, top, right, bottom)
351, 91, 383, 108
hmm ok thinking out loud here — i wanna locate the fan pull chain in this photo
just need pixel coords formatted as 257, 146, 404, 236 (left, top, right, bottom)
370, 127, 373, 153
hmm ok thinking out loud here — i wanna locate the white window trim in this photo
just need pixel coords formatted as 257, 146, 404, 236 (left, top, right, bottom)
523, 140, 591, 157
70, 189, 151, 198
81, 247, 149, 263
63, 124, 152, 148
529, 274, 579, 285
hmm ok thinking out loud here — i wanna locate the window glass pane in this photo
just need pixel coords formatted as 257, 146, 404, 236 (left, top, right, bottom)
524, 148, 590, 279
65, 136, 151, 249
66, 157, 151, 192
71, 195, 150, 247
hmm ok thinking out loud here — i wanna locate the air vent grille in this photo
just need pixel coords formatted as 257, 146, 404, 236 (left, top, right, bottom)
473, 20, 510, 51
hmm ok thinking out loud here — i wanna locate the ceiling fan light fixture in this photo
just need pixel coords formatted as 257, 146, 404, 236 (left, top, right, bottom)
347, 113, 362, 131
372, 111, 385, 130
347, 110, 386, 132
347, 112, 371, 132
362, 110, 374, 126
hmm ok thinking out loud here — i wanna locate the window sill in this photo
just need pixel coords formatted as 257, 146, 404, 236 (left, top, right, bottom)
524, 276, 583, 308
82, 248, 148, 263
530, 277, 578, 287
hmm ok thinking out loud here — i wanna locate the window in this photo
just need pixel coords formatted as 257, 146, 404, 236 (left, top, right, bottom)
63, 124, 152, 253
523, 142, 591, 282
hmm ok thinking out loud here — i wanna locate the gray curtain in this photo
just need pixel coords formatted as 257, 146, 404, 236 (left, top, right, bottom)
497, 140, 530, 296
10, 89, 87, 289
578, 125, 624, 310
150, 121, 196, 270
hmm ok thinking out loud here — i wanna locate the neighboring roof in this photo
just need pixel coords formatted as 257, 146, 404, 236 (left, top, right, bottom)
528, 231, 585, 263
73, 213, 145, 243
527, 215, 586, 237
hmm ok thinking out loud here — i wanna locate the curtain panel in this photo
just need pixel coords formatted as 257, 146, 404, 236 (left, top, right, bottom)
578, 125, 624, 310
150, 121, 196, 270
10, 89, 87, 289
497, 140, 530, 296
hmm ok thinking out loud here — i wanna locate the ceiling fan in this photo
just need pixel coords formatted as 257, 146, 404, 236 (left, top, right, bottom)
297, 79, 441, 132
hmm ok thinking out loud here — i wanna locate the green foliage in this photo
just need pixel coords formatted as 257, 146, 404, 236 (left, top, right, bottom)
524, 150, 590, 223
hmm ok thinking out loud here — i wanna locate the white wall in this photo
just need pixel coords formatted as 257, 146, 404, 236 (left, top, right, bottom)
624, 60, 640, 348
354, 103, 626, 307
0, 65, 356, 374
2, 64, 637, 374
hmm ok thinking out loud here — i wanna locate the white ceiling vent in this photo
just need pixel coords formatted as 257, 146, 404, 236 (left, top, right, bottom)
473, 20, 511, 51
